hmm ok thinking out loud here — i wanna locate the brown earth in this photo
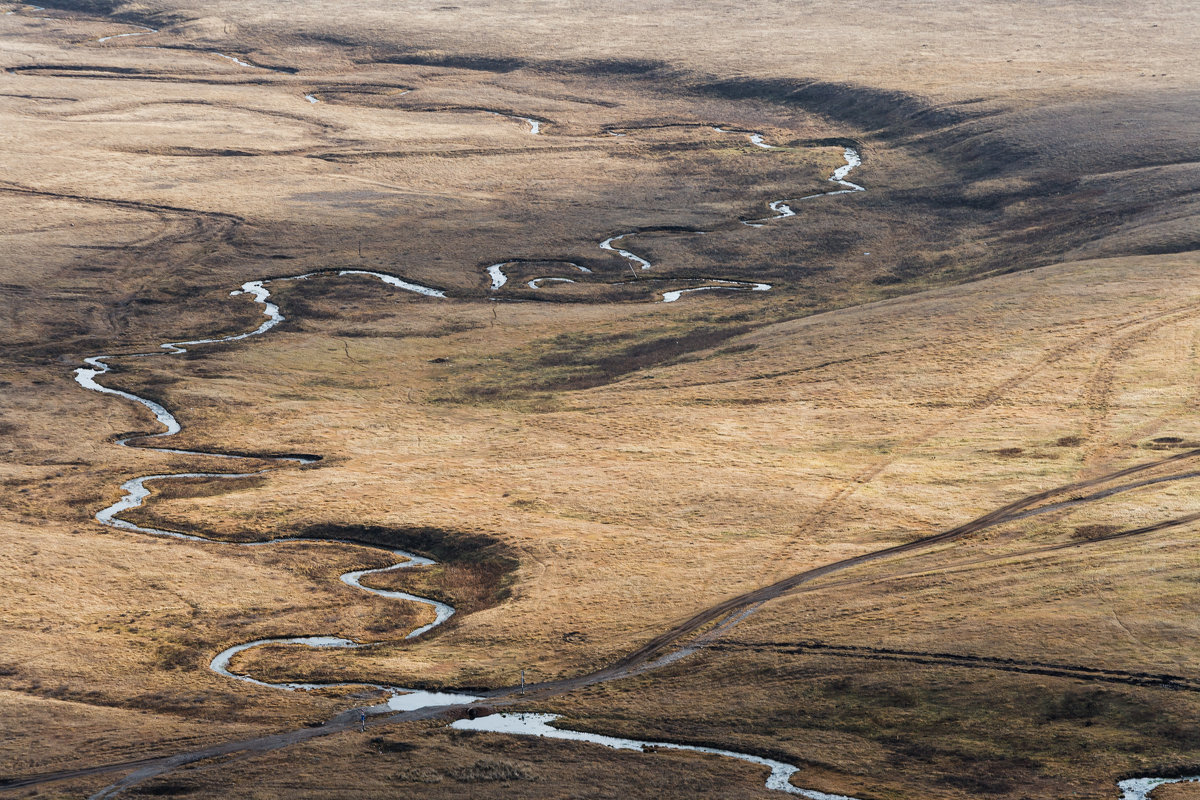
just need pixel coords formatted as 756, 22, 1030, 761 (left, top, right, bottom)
2, 0, 1199, 798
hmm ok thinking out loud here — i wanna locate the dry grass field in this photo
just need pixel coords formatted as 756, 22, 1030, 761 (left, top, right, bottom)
2, 0, 1199, 798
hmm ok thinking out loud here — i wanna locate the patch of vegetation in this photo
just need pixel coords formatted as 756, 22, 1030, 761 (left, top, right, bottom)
129, 780, 199, 796
1072, 524, 1123, 540
297, 525, 520, 613
432, 318, 756, 404
446, 757, 539, 782
370, 736, 418, 754
554, 655, 1200, 799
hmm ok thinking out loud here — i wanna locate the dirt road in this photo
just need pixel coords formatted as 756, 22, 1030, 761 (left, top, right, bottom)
6, 447, 1199, 796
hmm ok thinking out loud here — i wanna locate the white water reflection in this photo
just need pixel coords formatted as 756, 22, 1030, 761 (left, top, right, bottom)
662, 281, 771, 303
453, 713, 859, 799
744, 147, 864, 226
212, 52, 257, 68
600, 233, 653, 270
528, 277, 576, 289
487, 262, 510, 289
1119, 776, 1200, 800
97, 25, 155, 42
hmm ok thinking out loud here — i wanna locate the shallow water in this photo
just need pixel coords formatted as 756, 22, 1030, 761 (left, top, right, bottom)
662, 281, 771, 303
452, 713, 859, 799
96, 25, 155, 42
75, 357, 180, 436
75, 270, 457, 703
1119, 776, 1200, 800
485, 110, 540, 134
387, 689, 481, 711
744, 147, 863, 226
342, 553, 455, 640
599, 233, 653, 270
337, 269, 445, 298
483, 129, 851, 300
96, 472, 259, 541
748, 133, 777, 150
211, 52, 257, 68
527, 277, 576, 289
209, 543, 457, 693
487, 262, 510, 289
712, 126, 776, 150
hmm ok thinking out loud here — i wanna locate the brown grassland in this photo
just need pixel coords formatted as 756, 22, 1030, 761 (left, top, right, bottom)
2, 0, 1200, 797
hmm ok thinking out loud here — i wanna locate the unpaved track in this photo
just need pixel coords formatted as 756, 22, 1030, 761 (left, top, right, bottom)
7, 449, 1199, 795
579, 447, 1200, 683
0, 182, 244, 225
766, 300, 1200, 565
707, 638, 1200, 692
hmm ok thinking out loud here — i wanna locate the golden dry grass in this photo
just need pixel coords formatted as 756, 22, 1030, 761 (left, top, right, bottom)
2, 1, 1199, 797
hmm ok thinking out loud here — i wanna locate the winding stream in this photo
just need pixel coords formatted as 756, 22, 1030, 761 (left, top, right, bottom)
453, 713, 857, 799
64, 98, 1170, 799
211, 52, 259, 68
598, 232, 656, 272
487, 262, 509, 289
486, 140, 863, 302
42, 14, 1180, 794
76, 269, 458, 710
74, 258, 857, 797
744, 147, 863, 227
1119, 776, 1200, 800
712, 127, 778, 150
528, 277, 575, 289
96, 25, 156, 43
485, 109, 541, 134
56, 94, 1042, 800
662, 280, 771, 303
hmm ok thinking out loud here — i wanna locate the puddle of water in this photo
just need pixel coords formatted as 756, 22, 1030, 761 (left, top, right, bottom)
387, 690, 481, 711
